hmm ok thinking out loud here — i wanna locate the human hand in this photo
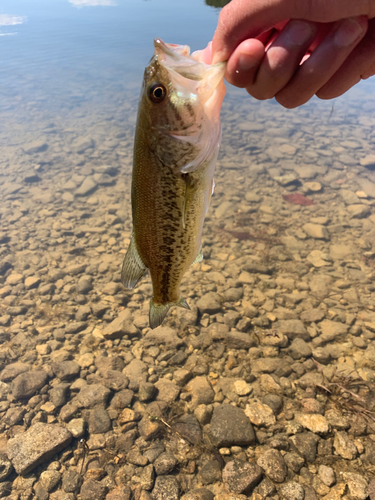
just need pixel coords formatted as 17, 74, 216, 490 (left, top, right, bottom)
209, 0, 375, 108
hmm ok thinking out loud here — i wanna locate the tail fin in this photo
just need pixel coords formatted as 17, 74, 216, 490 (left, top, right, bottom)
149, 297, 190, 329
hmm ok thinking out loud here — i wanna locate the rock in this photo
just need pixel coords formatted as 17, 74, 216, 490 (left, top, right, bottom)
279, 482, 305, 500
25, 276, 41, 289
103, 309, 139, 339
347, 204, 371, 218
302, 223, 329, 240
144, 327, 185, 348
318, 465, 336, 487
39, 470, 61, 492
7, 423, 72, 475
155, 379, 180, 404
154, 452, 178, 475
80, 479, 108, 500
139, 382, 157, 401
11, 370, 48, 399
110, 389, 134, 409
0, 362, 30, 381
6, 273, 23, 285
300, 309, 325, 323
262, 394, 283, 414
152, 475, 179, 500
180, 489, 214, 500
198, 459, 222, 485
62, 469, 83, 493
257, 449, 288, 483
123, 359, 147, 390
284, 452, 305, 473
360, 155, 375, 168
368, 479, 375, 500
330, 244, 353, 260
333, 431, 357, 460
222, 460, 263, 495
0, 453, 13, 481
277, 319, 309, 340
233, 380, 252, 396
288, 338, 312, 359
23, 140, 48, 154
95, 356, 125, 374
208, 404, 255, 447
290, 432, 319, 462
77, 384, 111, 408
295, 413, 329, 434
66, 418, 86, 438
318, 320, 348, 344
244, 403, 276, 427
185, 376, 214, 407
73, 136, 95, 154
196, 293, 222, 314
341, 473, 368, 500
52, 361, 80, 380
88, 408, 111, 433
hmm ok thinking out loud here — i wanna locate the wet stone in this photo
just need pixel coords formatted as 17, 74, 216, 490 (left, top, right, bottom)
185, 376, 214, 407
7, 423, 72, 475
88, 408, 111, 433
290, 432, 319, 462
284, 452, 305, 473
262, 394, 283, 414
244, 402, 276, 427
11, 370, 48, 399
196, 292, 222, 314
318, 465, 336, 487
333, 431, 357, 460
77, 384, 111, 408
39, 471, 61, 492
279, 481, 305, 500
102, 309, 138, 339
155, 379, 180, 404
80, 479, 108, 500
62, 469, 83, 493
257, 449, 288, 483
180, 489, 214, 500
154, 452, 178, 475
52, 361, 80, 381
0, 362, 30, 381
152, 475, 179, 500
198, 459, 222, 485
0, 453, 13, 481
208, 404, 255, 447
222, 460, 263, 495
66, 417, 85, 438
295, 413, 329, 434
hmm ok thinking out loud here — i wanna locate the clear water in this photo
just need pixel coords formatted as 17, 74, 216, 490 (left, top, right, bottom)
3, 0, 375, 491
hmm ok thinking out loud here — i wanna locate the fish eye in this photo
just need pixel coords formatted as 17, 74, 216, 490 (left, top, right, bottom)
149, 84, 167, 103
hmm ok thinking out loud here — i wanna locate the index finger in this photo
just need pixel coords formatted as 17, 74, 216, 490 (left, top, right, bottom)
212, 0, 375, 63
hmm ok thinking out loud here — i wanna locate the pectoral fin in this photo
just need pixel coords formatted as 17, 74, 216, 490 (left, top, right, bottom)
192, 247, 203, 265
149, 297, 190, 329
121, 235, 147, 289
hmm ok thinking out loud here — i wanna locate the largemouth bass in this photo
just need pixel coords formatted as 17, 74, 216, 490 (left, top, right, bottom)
121, 39, 226, 329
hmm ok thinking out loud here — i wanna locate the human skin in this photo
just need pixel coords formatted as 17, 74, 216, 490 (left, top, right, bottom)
204, 0, 375, 108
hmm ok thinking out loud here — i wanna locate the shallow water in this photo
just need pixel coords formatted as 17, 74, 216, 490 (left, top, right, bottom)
2, 0, 375, 496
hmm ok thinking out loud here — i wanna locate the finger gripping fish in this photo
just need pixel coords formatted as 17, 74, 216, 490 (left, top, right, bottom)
121, 39, 226, 329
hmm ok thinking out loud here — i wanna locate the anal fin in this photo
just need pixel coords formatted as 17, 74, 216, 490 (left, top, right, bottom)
121, 235, 147, 289
149, 296, 190, 329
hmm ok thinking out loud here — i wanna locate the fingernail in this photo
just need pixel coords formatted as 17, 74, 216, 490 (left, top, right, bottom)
238, 52, 258, 72
334, 18, 364, 47
286, 20, 315, 46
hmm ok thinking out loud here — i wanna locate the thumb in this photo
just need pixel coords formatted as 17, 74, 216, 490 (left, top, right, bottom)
212, 0, 375, 63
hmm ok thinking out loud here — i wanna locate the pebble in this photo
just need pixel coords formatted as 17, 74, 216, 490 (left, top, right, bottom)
279, 481, 305, 500
222, 460, 263, 495
295, 413, 329, 434
208, 404, 255, 447
7, 423, 72, 475
244, 402, 276, 427
257, 449, 288, 483
11, 370, 48, 399
152, 476, 179, 500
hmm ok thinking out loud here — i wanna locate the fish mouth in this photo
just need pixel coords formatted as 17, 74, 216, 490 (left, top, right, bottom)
153, 38, 226, 120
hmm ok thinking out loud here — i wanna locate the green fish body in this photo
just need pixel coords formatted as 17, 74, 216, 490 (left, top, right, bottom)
122, 39, 226, 329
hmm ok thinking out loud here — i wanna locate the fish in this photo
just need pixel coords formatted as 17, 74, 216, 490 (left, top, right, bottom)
121, 38, 226, 329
